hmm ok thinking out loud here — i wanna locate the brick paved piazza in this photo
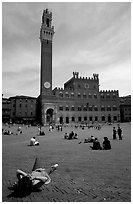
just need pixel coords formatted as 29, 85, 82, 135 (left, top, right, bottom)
2, 123, 131, 202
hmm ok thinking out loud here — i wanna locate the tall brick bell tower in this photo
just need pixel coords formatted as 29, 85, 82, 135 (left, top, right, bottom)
40, 9, 54, 95
38, 9, 55, 125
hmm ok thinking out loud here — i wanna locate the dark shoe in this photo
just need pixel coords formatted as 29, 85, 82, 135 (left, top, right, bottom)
51, 164, 58, 171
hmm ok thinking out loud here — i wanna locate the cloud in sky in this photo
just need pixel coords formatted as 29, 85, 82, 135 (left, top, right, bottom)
2, 2, 131, 98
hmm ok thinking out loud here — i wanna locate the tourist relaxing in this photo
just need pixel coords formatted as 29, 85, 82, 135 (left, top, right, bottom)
9, 158, 58, 191
30, 137, 39, 146
90, 138, 102, 150
102, 137, 111, 150
74, 133, 78, 139
64, 133, 69, 139
84, 135, 95, 143
68, 131, 74, 139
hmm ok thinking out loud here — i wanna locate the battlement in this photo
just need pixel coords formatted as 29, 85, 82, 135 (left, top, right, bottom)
57, 87, 64, 91
73, 72, 99, 81
40, 9, 54, 42
73, 72, 79, 78
93, 73, 99, 80
43, 9, 52, 17
79, 76, 95, 80
100, 90, 119, 94
53, 87, 64, 91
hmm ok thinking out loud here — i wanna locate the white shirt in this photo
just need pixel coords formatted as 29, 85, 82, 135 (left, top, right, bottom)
30, 138, 36, 146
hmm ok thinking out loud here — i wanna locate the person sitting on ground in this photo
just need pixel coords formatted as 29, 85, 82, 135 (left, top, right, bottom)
64, 133, 69, 139
68, 131, 74, 139
82, 126, 84, 130
49, 125, 53, 132
19, 130, 23, 134
90, 138, 102, 150
102, 137, 111, 150
91, 135, 95, 142
84, 136, 95, 143
9, 158, 58, 191
30, 137, 39, 146
8, 130, 13, 135
3, 129, 7, 135
3, 130, 13, 135
40, 130, 45, 136
74, 133, 78, 139
18, 126, 21, 131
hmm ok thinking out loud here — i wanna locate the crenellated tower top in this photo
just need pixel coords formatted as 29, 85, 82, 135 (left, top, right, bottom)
40, 9, 54, 42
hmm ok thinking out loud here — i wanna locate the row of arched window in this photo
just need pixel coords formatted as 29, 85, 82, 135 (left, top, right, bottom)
58, 92, 117, 99
58, 115, 118, 123
58, 92, 97, 99
58, 105, 117, 111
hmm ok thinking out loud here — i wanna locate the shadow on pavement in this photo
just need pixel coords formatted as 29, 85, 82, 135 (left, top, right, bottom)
7, 187, 41, 198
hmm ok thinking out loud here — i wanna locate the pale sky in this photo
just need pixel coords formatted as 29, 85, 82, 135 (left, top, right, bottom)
2, 2, 131, 98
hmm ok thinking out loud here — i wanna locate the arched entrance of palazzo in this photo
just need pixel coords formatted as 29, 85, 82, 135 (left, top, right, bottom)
46, 108, 54, 124
108, 114, 111, 123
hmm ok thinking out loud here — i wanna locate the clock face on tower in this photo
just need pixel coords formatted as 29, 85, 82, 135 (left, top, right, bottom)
84, 83, 89, 89
44, 81, 51, 89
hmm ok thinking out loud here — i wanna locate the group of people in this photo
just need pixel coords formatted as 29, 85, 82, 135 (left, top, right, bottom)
84, 135, 95, 143
113, 126, 123, 140
49, 125, 54, 132
90, 137, 111, 150
38, 125, 45, 136
2, 129, 13, 135
2, 125, 23, 135
64, 131, 78, 140
56, 124, 63, 131
17, 126, 23, 135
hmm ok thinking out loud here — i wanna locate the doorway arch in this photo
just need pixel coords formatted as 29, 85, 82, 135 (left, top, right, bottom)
66, 117, 69, 124
108, 115, 111, 123
59, 116, 63, 124
46, 108, 54, 124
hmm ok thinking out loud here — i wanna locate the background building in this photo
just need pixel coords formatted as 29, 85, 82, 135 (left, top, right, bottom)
120, 95, 131, 122
2, 97, 11, 123
9, 96, 37, 124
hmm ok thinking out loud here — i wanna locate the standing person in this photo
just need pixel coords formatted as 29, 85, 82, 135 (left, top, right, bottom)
17, 126, 21, 135
113, 127, 117, 139
49, 125, 52, 132
38, 125, 41, 135
117, 126, 122, 140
